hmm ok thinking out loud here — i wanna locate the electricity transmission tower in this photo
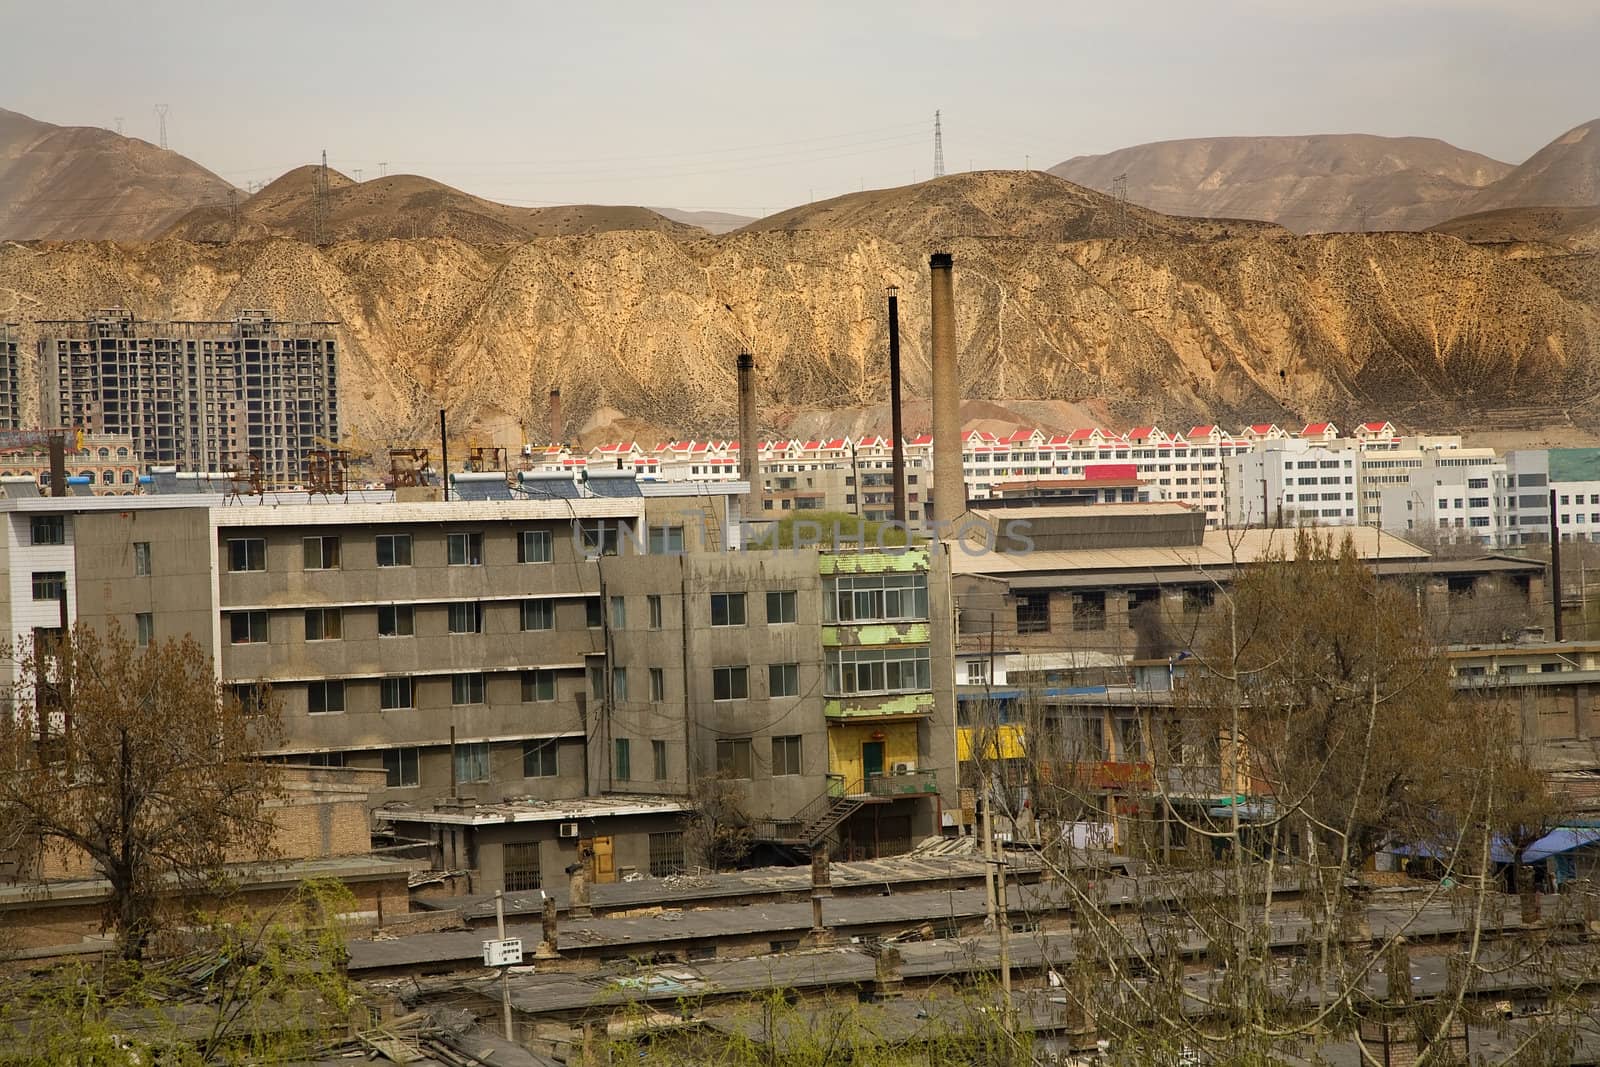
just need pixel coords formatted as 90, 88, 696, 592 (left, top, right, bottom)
114, 116, 124, 136
311, 149, 331, 245
1111, 173, 1129, 235
933, 110, 945, 179
154, 105, 169, 150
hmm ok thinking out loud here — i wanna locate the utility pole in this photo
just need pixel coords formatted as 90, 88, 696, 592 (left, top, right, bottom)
495, 890, 514, 1041
154, 104, 169, 150
933, 110, 945, 179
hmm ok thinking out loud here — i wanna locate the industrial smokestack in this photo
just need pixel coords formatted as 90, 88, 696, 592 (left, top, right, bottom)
737, 351, 761, 520
888, 287, 908, 526
929, 253, 963, 525
47, 433, 66, 498
1551, 488, 1564, 641
548, 388, 563, 446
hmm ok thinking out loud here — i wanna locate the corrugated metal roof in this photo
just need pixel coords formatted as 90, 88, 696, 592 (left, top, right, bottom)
952, 526, 1428, 579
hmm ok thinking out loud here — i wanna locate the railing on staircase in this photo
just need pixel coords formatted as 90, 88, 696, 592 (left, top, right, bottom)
752, 770, 941, 846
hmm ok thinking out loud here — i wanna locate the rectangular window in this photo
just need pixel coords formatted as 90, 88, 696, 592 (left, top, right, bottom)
378, 604, 414, 637
1015, 592, 1050, 634
454, 741, 489, 783
503, 842, 541, 891
825, 574, 928, 623
610, 595, 626, 629
589, 664, 604, 699
304, 608, 343, 641
713, 665, 749, 701
823, 647, 931, 696
1072, 591, 1107, 632
585, 597, 603, 628
227, 538, 265, 572
135, 612, 154, 647
229, 610, 267, 644
448, 601, 483, 634
612, 666, 628, 701
452, 673, 486, 705
766, 589, 798, 624
523, 738, 558, 777
614, 738, 632, 781
447, 531, 483, 566
579, 520, 620, 556
711, 592, 746, 627
653, 739, 669, 781
716, 738, 753, 779
772, 735, 802, 776
383, 747, 419, 788
1183, 586, 1215, 613
30, 515, 64, 546
521, 599, 554, 631
1127, 588, 1160, 628
302, 535, 341, 570
31, 571, 66, 602
649, 830, 685, 877
648, 525, 685, 554
305, 752, 345, 768
133, 541, 151, 576
518, 529, 552, 564
648, 595, 663, 630
768, 662, 799, 697
966, 659, 989, 685
521, 669, 556, 702
380, 676, 414, 710
649, 667, 666, 702
307, 680, 345, 714
232, 682, 268, 715
375, 533, 412, 567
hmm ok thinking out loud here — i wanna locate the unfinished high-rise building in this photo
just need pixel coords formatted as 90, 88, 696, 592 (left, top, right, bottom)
0, 323, 19, 430
37, 310, 338, 484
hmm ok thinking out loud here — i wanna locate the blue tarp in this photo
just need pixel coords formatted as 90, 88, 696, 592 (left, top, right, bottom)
1524, 827, 1600, 863
1392, 827, 1600, 865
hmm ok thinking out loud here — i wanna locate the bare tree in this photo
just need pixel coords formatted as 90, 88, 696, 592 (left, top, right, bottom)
683, 772, 754, 870
966, 530, 1598, 1065
0, 622, 284, 960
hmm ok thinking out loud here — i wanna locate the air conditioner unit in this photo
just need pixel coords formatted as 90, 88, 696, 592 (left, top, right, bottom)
893, 762, 913, 774
558, 821, 580, 839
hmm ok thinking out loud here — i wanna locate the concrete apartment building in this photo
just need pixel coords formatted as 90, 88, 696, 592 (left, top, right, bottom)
0, 323, 17, 431
65, 474, 954, 891
37, 309, 338, 486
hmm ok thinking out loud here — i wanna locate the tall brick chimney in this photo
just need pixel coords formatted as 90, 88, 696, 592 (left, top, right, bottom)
929, 253, 963, 525
737, 351, 761, 520
548, 388, 563, 446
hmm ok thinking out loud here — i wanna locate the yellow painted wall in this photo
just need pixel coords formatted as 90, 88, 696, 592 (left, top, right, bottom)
957, 723, 1028, 762
827, 721, 920, 790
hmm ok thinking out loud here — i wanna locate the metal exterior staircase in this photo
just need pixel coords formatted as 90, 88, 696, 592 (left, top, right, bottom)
794, 795, 865, 845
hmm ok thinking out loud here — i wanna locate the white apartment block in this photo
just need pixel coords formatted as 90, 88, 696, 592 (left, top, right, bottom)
1504, 449, 1600, 546
525, 420, 1597, 546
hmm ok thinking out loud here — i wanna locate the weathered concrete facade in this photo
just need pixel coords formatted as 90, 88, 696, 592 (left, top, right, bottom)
71, 486, 957, 886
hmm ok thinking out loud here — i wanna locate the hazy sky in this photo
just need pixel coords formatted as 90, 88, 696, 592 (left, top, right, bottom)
6, 0, 1597, 215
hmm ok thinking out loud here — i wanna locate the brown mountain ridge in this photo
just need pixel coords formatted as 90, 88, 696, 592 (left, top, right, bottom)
3, 170, 1595, 452
0, 108, 235, 240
